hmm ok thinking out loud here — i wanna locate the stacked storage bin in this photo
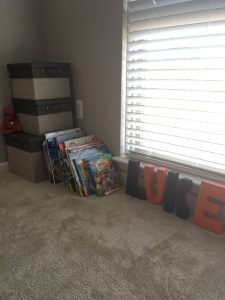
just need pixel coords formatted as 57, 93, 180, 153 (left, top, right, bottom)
6, 63, 74, 182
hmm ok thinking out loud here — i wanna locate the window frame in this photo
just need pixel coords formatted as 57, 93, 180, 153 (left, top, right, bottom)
121, 0, 225, 184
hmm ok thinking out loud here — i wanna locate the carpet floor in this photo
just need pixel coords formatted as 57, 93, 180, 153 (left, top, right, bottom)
0, 168, 225, 300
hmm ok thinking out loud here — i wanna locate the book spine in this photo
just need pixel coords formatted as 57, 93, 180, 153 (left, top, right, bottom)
47, 137, 62, 184
58, 143, 68, 186
42, 141, 54, 183
66, 149, 84, 196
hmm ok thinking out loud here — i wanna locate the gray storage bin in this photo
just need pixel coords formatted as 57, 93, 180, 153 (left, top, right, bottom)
13, 98, 74, 135
5, 133, 47, 183
17, 111, 73, 136
7, 62, 71, 100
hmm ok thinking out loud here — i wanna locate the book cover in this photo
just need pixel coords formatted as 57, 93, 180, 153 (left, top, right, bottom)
67, 143, 108, 196
42, 140, 54, 183
47, 137, 62, 184
64, 135, 96, 148
84, 153, 121, 196
45, 128, 82, 140
46, 130, 84, 184
66, 148, 85, 196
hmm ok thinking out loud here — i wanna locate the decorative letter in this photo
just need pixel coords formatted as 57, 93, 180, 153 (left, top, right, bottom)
126, 160, 146, 200
163, 171, 179, 213
194, 181, 225, 234
126, 160, 139, 196
176, 178, 192, 219
144, 164, 168, 205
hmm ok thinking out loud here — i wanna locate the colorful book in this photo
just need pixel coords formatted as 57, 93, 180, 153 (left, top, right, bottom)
46, 137, 63, 184
64, 135, 96, 148
44, 128, 84, 184
84, 153, 121, 196
67, 143, 108, 196
42, 140, 54, 183
45, 128, 82, 140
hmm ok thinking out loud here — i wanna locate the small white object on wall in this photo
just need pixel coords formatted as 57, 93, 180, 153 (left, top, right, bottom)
76, 100, 83, 120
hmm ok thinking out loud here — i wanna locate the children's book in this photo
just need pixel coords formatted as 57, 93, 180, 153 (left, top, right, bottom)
46, 137, 63, 184
66, 148, 85, 196
44, 128, 84, 184
58, 143, 70, 188
45, 128, 82, 140
84, 153, 121, 196
64, 135, 96, 148
67, 143, 108, 196
42, 140, 54, 183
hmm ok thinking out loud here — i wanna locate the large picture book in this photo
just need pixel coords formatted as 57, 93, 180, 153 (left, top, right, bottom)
66, 142, 108, 196
43, 128, 84, 184
84, 153, 121, 196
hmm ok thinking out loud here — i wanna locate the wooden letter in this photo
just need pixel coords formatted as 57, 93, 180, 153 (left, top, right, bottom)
126, 160, 146, 200
194, 181, 225, 234
163, 171, 179, 213
144, 164, 168, 205
126, 160, 140, 197
176, 178, 192, 219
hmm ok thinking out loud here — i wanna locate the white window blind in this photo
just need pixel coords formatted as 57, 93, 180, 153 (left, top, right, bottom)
124, 0, 225, 176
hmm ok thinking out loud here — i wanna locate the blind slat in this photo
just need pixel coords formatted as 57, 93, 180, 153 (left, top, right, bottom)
127, 90, 225, 102
128, 45, 225, 61
126, 126, 225, 144
128, 58, 225, 70
128, 34, 225, 52
128, 21, 225, 42
128, 8, 225, 32
127, 69, 225, 81
126, 143, 225, 173
126, 140, 225, 165
127, 100, 225, 114
126, 107, 225, 124
126, 118, 225, 135
128, 0, 193, 12
127, 79, 225, 92
126, 133, 225, 156
129, 0, 225, 23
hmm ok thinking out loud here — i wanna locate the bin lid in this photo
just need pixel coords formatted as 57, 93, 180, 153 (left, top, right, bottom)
7, 62, 70, 70
5, 132, 43, 153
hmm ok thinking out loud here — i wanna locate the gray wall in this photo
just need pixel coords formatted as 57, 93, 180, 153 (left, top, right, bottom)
0, 0, 123, 161
43, 0, 123, 155
0, 0, 44, 162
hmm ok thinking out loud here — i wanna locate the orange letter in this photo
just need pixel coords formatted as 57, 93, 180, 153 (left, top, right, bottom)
194, 181, 225, 234
144, 164, 168, 205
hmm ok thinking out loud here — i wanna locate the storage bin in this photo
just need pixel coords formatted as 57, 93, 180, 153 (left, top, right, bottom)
5, 132, 47, 182
7, 63, 71, 100
12, 98, 73, 135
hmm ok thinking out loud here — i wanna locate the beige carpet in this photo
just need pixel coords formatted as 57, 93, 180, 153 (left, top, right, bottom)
0, 167, 225, 300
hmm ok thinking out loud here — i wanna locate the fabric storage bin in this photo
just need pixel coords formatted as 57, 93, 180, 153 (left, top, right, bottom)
7, 63, 71, 100
5, 132, 47, 182
13, 98, 74, 135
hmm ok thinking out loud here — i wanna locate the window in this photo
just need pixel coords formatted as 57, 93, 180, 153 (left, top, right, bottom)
122, 0, 225, 179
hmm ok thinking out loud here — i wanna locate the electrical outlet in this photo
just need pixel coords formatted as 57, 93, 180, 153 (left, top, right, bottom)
76, 100, 83, 120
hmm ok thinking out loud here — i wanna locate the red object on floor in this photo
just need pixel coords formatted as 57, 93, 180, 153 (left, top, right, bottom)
144, 164, 168, 205
194, 181, 225, 234
0, 108, 22, 134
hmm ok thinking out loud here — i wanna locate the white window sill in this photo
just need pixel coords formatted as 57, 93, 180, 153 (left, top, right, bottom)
113, 155, 225, 186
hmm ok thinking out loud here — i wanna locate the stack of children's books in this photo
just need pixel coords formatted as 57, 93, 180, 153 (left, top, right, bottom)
42, 128, 121, 197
